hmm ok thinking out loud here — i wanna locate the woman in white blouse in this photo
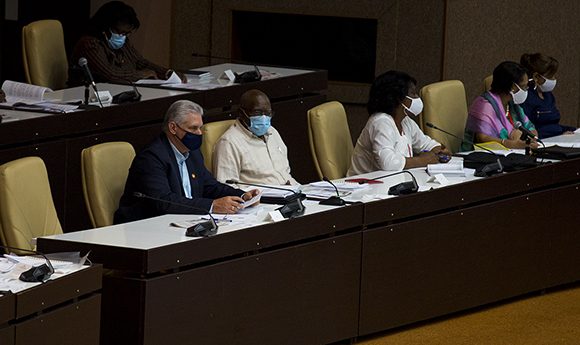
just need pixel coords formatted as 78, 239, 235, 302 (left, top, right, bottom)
348, 70, 451, 175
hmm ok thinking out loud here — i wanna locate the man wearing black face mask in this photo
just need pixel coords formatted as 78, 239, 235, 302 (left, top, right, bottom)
114, 100, 260, 224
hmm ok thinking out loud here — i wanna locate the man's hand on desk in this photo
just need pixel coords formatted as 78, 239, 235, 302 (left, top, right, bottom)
242, 189, 261, 207
212, 195, 245, 214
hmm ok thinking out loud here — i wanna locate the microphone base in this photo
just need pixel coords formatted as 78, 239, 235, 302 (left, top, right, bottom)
319, 196, 347, 206
388, 182, 418, 196
276, 199, 306, 218
186, 221, 218, 237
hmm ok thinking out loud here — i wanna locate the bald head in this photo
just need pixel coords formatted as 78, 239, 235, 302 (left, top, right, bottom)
239, 89, 271, 116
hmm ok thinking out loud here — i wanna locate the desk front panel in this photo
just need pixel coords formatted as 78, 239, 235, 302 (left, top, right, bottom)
15, 265, 102, 318
14, 294, 101, 345
0, 326, 14, 345
359, 189, 552, 335
545, 183, 580, 286
102, 232, 361, 345
199, 70, 327, 109
38, 203, 364, 274
364, 161, 562, 227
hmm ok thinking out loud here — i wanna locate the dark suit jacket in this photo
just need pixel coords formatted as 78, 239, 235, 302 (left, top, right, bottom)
114, 134, 244, 224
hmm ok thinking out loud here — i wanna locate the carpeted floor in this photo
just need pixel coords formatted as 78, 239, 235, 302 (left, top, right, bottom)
355, 283, 580, 345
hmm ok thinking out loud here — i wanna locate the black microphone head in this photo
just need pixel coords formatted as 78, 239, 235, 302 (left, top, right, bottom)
322, 176, 330, 182
186, 220, 218, 237
426, 122, 435, 128
225, 179, 237, 184
78, 57, 88, 67
514, 121, 522, 129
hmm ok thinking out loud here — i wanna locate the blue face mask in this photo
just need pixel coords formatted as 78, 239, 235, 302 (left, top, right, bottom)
180, 131, 202, 151
108, 31, 126, 50
248, 115, 271, 137
176, 124, 202, 151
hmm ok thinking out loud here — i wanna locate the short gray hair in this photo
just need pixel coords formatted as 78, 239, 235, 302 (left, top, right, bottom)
162, 100, 204, 132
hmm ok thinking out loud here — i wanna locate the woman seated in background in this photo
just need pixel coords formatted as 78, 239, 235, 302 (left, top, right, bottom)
69, 1, 186, 86
520, 53, 575, 138
347, 70, 450, 175
463, 61, 538, 150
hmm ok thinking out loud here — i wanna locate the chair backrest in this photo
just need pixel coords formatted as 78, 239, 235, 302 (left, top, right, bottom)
201, 119, 235, 173
81, 142, 136, 228
307, 101, 354, 180
0, 157, 63, 251
420, 80, 468, 153
483, 75, 493, 92
22, 19, 68, 90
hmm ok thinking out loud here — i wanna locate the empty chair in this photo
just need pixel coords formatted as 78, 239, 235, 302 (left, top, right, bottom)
0, 157, 63, 251
201, 119, 235, 173
22, 19, 68, 90
307, 101, 354, 180
483, 75, 493, 92
420, 80, 468, 153
81, 142, 135, 228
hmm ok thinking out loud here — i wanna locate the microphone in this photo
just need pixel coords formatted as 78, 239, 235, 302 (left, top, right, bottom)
364, 170, 419, 195
78, 57, 95, 87
319, 177, 347, 206
224, 180, 305, 218
0, 244, 55, 283
191, 52, 262, 84
132, 192, 218, 237
78, 57, 103, 108
426, 122, 503, 177
514, 121, 542, 143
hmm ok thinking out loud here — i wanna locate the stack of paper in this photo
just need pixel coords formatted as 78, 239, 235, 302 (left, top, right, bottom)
186, 70, 213, 83
0, 80, 79, 113
258, 185, 300, 198
135, 71, 182, 85
308, 180, 369, 192
427, 162, 465, 176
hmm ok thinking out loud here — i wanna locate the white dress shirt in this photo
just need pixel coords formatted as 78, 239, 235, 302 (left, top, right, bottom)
347, 113, 440, 175
213, 119, 299, 185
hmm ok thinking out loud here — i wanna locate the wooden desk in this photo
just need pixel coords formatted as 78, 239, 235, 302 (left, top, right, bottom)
0, 65, 327, 231
37, 158, 580, 344
39, 203, 364, 345
0, 265, 103, 345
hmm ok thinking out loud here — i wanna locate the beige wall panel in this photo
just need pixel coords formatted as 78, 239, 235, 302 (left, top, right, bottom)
444, 0, 580, 126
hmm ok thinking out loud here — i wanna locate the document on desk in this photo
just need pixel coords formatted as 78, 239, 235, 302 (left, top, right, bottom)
427, 161, 465, 177
1, 79, 51, 105
135, 71, 182, 85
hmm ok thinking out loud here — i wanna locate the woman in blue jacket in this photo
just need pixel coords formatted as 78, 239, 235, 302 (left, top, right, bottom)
520, 53, 575, 139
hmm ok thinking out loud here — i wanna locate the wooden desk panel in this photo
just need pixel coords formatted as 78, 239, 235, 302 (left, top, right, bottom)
14, 294, 101, 345
359, 189, 552, 335
363, 161, 565, 227
0, 326, 14, 345
15, 265, 102, 318
102, 232, 361, 345
545, 183, 580, 287
39, 203, 364, 274
0, 265, 102, 345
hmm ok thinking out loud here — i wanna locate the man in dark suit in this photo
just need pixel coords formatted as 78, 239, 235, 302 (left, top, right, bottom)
114, 100, 259, 224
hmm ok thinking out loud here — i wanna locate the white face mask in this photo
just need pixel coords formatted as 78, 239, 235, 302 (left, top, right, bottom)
510, 83, 528, 104
402, 96, 423, 116
538, 75, 557, 93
